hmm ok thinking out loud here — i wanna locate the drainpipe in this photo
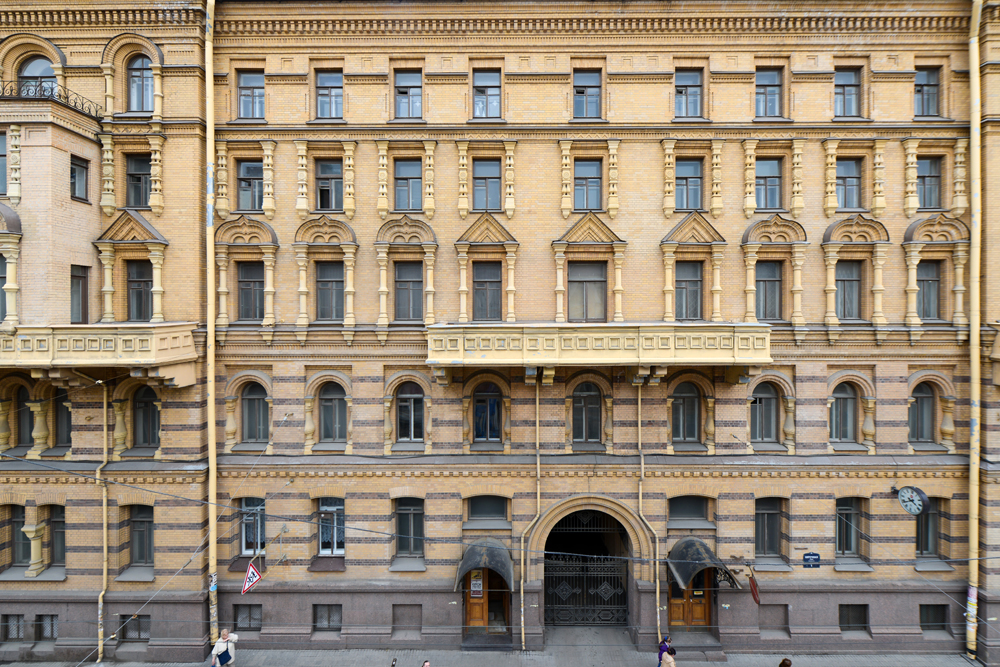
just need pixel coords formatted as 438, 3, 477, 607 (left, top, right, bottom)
634, 380, 662, 643
204, 0, 220, 646
519, 373, 541, 651
966, 0, 983, 659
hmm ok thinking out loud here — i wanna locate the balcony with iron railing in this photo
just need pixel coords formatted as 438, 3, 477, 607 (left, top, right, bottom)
0, 81, 103, 118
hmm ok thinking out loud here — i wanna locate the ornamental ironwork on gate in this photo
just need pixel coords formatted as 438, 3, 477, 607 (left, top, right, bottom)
544, 554, 628, 625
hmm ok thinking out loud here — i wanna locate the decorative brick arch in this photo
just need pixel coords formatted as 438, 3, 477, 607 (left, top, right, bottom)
101, 33, 164, 117
303, 370, 354, 455
563, 370, 614, 453
376, 215, 436, 245
305, 369, 352, 398
308, 485, 347, 500
216, 215, 278, 245
101, 33, 164, 68
904, 214, 969, 244
823, 214, 890, 244
663, 371, 714, 398
907, 370, 956, 397
389, 485, 425, 499
827, 370, 875, 398
462, 370, 512, 454
295, 215, 356, 244
0, 34, 66, 84
747, 370, 794, 398
383, 370, 433, 455
461, 484, 515, 499
742, 214, 808, 244
114, 490, 157, 507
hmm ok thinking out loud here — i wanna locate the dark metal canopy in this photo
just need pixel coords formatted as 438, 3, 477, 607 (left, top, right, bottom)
453, 538, 515, 592
667, 536, 742, 590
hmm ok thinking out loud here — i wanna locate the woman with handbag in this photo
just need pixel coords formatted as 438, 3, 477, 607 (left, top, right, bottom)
210, 628, 238, 666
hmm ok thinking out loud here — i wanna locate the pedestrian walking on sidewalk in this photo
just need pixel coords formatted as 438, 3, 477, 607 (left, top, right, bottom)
210, 628, 238, 666
779, 659, 792, 667
658, 637, 672, 666
661, 647, 677, 667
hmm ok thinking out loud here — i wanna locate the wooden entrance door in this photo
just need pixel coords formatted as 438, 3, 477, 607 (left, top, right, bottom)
465, 569, 509, 634
668, 568, 711, 627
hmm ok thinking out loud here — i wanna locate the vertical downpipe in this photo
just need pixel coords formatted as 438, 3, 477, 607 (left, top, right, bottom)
520, 374, 541, 650
96, 380, 108, 661
635, 381, 662, 643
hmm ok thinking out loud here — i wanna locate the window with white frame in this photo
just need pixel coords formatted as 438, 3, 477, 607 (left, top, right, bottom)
240, 497, 266, 556
318, 497, 345, 556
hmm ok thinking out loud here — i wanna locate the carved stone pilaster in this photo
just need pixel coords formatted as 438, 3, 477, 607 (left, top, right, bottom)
375, 243, 389, 343
871, 244, 888, 332
559, 141, 573, 219
742, 139, 757, 218
660, 242, 677, 321
294, 140, 309, 220
456, 242, 469, 323
704, 397, 716, 455
822, 139, 839, 218
261, 246, 277, 334
294, 244, 309, 343
940, 396, 956, 453
215, 142, 230, 218
790, 139, 805, 219
96, 243, 116, 323
553, 241, 567, 322
823, 243, 841, 343
710, 247, 724, 322
871, 139, 887, 218
383, 396, 393, 455
422, 242, 437, 325
664, 398, 674, 455
904, 243, 925, 329
260, 140, 276, 220
782, 396, 796, 454
953, 243, 969, 339
423, 141, 436, 219
0, 243, 20, 333
0, 399, 10, 452
607, 139, 620, 219
564, 396, 573, 453
303, 397, 316, 454
112, 399, 128, 459
424, 397, 433, 454
743, 243, 760, 323
341, 141, 356, 220
99, 134, 116, 216
343, 244, 357, 345
902, 138, 921, 218
503, 141, 517, 219
953, 138, 969, 217
710, 139, 723, 218
146, 242, 165, 323
612, 241, 625, 322
7, 125, 20, 205
456, 141, 469, 219
603, 395, 614, 454
376, 140, 389, 219
147, 134, 164, 215
661, 139, 676, 217
215, 246, 230, 341
790, 244, 806, 344
224, 396, 238, 453
860, 397, 876, 452
102, 64, 115, 120
25, 401, 49, 459
22, 523, 45, 578
462, 396, 471, 454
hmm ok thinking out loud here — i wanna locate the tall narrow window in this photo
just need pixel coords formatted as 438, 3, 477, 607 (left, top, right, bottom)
830, 384, 858, 443
394, 159, 422, 211
1, 134, 7, 196
134, 386, 160, 449
916, 261, 940, 320
836, 159, 861, 209
316, 160, 343, 210
1, 615, 23, 642
755, 261, 782, 320
318, 383, 347, 443
835, 498, 861, 555
750, 383, 779, 444
316, 71, 343, 119
835, 260, 862, 320
12, 506, 30, 565
755, 70, 782, 117
917, 158, 941, 209
126, 154, 152, 207
675, 70, 703, 118
916, 497, 939, 556
755, 498, 782, 556
318, 498, 345, 556
574, 160, 602, 211
472, 160, 501, 211
35, 615, 57, 641
572, 382, 602, 445
675, 262, 703, 320
567, 262, 606, 323
473, 70, 501, 118
240, 498, 266, 556
54, 388, 71, 446
237, 262, 265, 321
18, 57, 56, 97
573, 70, 601, 118
915, 69, 940, 117
672, 382, 700, 444
316, 261, 344, 321
241, 383, 268, 444
70, 156, 89, 201
395, 71, 422, 119
70, 265, 88, 324
237, 71, 265, 119
395, 498, 424, 556
49, 506, 65, 566
909, 382, 936, 445
834, 70, 861, 117
472, 262, 502, 321
237, 161, 263, 211
755, 158, 782, 209
130, 505, 154, 566
16, 386, 33, 447
473, 382, 502, 444
127, 260, 153, 322
675, 159, 703, 211
394, 262, 423, 321
396, 382, 424, 442
127, 55, 154, 113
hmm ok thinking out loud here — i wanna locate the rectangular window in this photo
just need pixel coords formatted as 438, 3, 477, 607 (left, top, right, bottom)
755, 498, 782, 556
675, 261, 703, 320
314, 604, 343, 632
755, 70, 782, 117
131, 505, 154, 566
120, 614, 151, 641
316, 160, 343, 211
316, 71, 343, 119
835, 261, 862, 320
126, 154, 151, 207
394, 159, 422, 211
836, 159, 862, 209
675, 70, 703, 118
920, 604, 948, 632
35, 615, 57, 641
240, 498, 266, 556
318, 498, 345, 556
916, 261, 941, 320
839, 604, 868, 632
567, 261, 606, 323
394, 262, 423, 321
237, 161, 264, 211
12, 506, 29, 565
473, 70, 501, 118
238, 71, 265, 119
917, 158, 941, 209
834, 70, 861, 117
472, 261, 502, 322
574, 159, 602, 211
70, 156, 89, 201
1, 615, 24, 642
670, 496, 708, 520
755, 261, 782, 320
675, 159, 703, 211
836, 498, 861, 556
916, 498, 939, 556
70, 265, 88, 324
50, 506, 65, 566
127, 260, 153, 322
0, 134, 6, 196
755, 158, 782, 209
915, 69, 940, 117
316, 261, 344, 321
472, 159, 501, 211
396, 498, 424, 556
469, 496, 506, 519
573, 70, 601, 118
237, 262, 265, 321
234, 605, 262, 631
395, 70, 422, 119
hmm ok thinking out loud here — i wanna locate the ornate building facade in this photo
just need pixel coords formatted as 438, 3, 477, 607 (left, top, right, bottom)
0, 0, 999, 662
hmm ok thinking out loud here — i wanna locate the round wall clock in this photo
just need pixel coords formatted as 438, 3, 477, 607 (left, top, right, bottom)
897, 486, 929, 516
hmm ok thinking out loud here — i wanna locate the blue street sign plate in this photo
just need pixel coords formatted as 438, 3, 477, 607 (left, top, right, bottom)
803, 552, 820, 568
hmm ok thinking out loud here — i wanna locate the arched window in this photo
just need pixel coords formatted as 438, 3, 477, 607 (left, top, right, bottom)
241, 382, 268, 443
127, 55, 154, 112
572, 382, 602, 444
750, 383, 779, 444
396, 381, 424, 442
830, 383, 857, 443
909, 382, 935, 444
672, 382, 700, 443
319, 383, 347, 443
133, 386, 160, 448
473, 382, 502, 443
18, 57, 56, 96
54, 388, 71, 446
16, 386, 33, 447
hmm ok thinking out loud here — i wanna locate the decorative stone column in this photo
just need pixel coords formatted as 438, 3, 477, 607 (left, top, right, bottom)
503, 141, 517, 219
112, 398, 128, 458
940, 396, 956, 453
375, 243, 390, 343
341, 141, 357, 220
790, 244, 806, 344
871, 244, 888, 332
344, 397, 354, 455
902, 138, 921, 218
382, 396, 394, 455
261, 246, 277, 338
710, 247, 724, 322
424, 397, 433, 454
953, 242, 969, 340
423, 141, 436, 219
25, 400, 49, 459
953, 138, 969, 217
612, 241, 626, 322
552, 241, 567, 322
742, 139, 758, 219
782, 396, 796, 455
151, 63, 164, 122
146, 242, 166, 322
903, 243, 925, 328
22, 522, 46, 577
215, 247, 230, 340
260, 140, 276, 220
6, 126, 20, 205
743, 243, 760, 323
96, 243, 116, 323
0, 399, 11, 452
872, 139, 887, 218
607, 139, 620, 219
462, 396, 472, 454
422, 242, 437, 325
0, 243, 20, 333
660, 242, 677, 321
822, 139, 839, 218
147, 134, 165, 215
99, 134, 116, 217
504, 241, 518, 322
790, 139, 805, 218
215, 142, 230, 218
822, 244, 841, 328
293, 244, 309, 343
101, 64, 115, 119
224, 396, 238, 453
564, 396, 574, 453
663, 398, 674, 455
860, 397, 876, 453
376, 140, 389, 220
710, 139, 724, 218
303, 397, 315, 454
343, 244, 357, 345
603, 395, 614, 454
704, 397, 716, 455
294, 140, 309, 220
661, 139, 676, 217
559, 141, 573, 219
456, 242, 469, 323
456, 141, 469, 219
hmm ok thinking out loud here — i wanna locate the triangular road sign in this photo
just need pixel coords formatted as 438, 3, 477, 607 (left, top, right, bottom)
241, 561, 261, 595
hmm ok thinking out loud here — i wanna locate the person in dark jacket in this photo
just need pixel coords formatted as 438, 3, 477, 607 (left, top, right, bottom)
779, 659, 792, 667
657, 637, 671, 666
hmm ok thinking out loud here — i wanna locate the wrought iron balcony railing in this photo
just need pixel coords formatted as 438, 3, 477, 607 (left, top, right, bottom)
0, 81, 103, 118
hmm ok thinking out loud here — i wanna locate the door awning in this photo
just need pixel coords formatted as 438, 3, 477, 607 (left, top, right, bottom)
667, 536, 742, 590
453, 538, 515, 592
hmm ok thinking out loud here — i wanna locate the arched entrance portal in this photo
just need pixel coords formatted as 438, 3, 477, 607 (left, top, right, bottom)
543, 510, 631, 626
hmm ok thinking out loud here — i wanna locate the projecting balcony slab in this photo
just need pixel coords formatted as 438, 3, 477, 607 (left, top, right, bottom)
426, 322, 771, 368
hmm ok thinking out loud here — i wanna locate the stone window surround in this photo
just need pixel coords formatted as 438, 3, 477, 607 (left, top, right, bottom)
1, 502, 64, 578
293, 140, 357, 221
224, 57, 267, 123
744, 375, 797, 455
661, 140, 715, 218
831, 55, 870, 119
94, 240, 167, 324
753, 56, 791, 119
382, 373, 433, 456
670, 56, 710, 120
111, 382, 164, 461
913, 55, 954, 120
659, 241, 724, 323
0, 380, 75, 461
377, 140, 437, 221
827, 377, 877, 455
103, 135, 165, 217
291, 215, 359, 345
742, 139, 793, 219
456, 244, 517, 324
308, 56, 347, 121
462, 373, 512, 455
303, 370, 353, 455
468, 57, 505, 121
563, 373, 614, 454
374, 216, 438, 342
223, 372, 274, 456
906, 374, 956, 455
456, 139, 517, 220
553, 244, 626, 324
569, 56, 607, 121
901, 213, 970, 344
214, 216, 280, 346
740, 214, 809, 343
389, 57, 426, 122
558, 139, 620, 220
101, 37, 164, 121
216, 141, 276, 220
903, 138, 968, 218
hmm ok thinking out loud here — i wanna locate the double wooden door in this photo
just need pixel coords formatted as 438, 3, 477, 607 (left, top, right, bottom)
464, 568, 509, 633
669, 568, 711, 628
